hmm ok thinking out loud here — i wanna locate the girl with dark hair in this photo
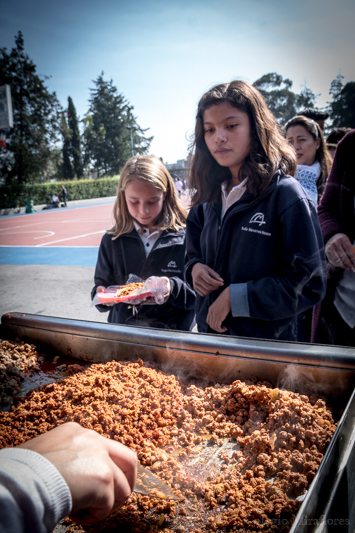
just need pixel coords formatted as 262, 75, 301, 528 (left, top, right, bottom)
285, 115, 332, 204
92, 155, 195, 331
185, 80, 326, 341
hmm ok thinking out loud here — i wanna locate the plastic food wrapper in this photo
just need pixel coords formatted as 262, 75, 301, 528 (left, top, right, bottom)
92, 275, 170, 307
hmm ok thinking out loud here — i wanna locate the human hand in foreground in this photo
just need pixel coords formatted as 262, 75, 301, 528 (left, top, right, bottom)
96, 286, 106, 293
95, 285, 116, 306
142, 276, 171, 305
325, 233, 355, 272
191, 263, 224, 297
206, 286, 231, 333
19, 422, 137, 525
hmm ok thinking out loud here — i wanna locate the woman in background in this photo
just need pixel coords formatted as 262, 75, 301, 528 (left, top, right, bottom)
285, 115, 332, 205
285, 115, 332, 341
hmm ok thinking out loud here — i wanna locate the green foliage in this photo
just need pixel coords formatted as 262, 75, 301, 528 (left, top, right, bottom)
328, 74, 355, 128
61, 112, 74, 180
67, 96, 83, 177
83, 73, 153, 176
253, 72, 319, 124
297, 86, 319, 110
0, 32, 62, 185
253, 72, 298, 123
0, 177, 119, 209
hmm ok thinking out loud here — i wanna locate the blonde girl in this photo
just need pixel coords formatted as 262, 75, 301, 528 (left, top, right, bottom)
92, 155, 195, 330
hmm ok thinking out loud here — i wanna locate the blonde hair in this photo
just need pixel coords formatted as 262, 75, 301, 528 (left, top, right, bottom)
108, 155, 187, 238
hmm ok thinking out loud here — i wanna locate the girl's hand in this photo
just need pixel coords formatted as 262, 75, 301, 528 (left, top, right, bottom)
206, 287, 231, 333
161, 276, 171, 298
191, 263, 224, 297
96, 286, 106, 293
325, 233, 355, 272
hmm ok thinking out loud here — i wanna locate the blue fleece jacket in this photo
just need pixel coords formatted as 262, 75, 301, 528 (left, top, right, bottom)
185, 173, 326, 341
92, 227, 196, 331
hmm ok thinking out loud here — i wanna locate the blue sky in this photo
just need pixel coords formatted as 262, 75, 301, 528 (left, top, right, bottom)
1, 0, 355, 164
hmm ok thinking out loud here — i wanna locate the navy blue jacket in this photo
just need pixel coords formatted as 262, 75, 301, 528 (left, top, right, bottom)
92, 228, 195, 330
185, 173, 326, 341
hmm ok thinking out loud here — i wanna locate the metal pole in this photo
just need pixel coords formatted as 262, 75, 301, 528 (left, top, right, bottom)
127, 127, 134, 157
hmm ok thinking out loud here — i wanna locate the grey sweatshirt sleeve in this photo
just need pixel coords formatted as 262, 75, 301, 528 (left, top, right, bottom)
0, 448, 72, 533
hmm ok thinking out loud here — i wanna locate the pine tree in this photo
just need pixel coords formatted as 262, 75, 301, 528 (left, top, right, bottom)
61, 112, 74, 180
67, 96, 83, 177
297, 86, 319, 110
328, 74, 355, 128
0, 32, 62, 185
83, 73, 153, 176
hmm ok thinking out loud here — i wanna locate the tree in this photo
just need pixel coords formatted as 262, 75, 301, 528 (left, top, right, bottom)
296, 86, 319, 111
67, 96, 83, 177
328, 74, 355, 128
61, 112, 74, 180
60, 97, 83, 179
0, 32, 62, 185
253, 73, 320, 125
83, 73, 153, 176
253, 72, 298, 123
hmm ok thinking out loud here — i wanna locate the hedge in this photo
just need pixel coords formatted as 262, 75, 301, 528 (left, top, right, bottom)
0, 177, 120, 209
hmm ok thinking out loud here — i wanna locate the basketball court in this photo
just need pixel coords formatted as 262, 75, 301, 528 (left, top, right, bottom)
0, 202, 115, 266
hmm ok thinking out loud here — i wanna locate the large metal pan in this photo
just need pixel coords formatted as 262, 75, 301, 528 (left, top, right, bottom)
2, 312, 355, 532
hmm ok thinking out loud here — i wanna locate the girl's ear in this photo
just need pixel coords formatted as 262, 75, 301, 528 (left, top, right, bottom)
316, 139, 321, 150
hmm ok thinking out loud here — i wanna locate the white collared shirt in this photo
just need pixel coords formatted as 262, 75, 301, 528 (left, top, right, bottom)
221, 178, 248, 218
133, 221, 162, 257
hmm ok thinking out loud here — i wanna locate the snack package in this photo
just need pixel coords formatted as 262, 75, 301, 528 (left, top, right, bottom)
92, 275, 170, 307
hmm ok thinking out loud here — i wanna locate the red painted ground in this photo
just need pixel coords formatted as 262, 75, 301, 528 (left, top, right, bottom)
0, 203, 115, 247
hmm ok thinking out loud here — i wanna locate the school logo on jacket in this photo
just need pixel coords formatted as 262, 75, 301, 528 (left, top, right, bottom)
162, 260, 181, 274
249, 213, 266, 226
241, 211, 271, 237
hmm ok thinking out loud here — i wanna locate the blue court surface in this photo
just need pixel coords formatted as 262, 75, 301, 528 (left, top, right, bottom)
0, 246, 99, 267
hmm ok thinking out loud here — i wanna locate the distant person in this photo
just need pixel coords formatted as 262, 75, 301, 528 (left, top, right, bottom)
92, 155, 195, 331
312, 130, 355, 347
0, 422, 137, 533
296, 108, 329, 132
185, 80, 326, 341
51, 193, 59, 208
285, 115, 332, 341
326, 127, 351, 159
285, 115, 332, 204
61, 185, 68, 207
174, 178, 183, 197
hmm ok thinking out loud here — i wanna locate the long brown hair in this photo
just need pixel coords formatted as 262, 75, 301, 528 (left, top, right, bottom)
285, 115, 332, 196
108, 155, 187, 239
189, 80, 296, 206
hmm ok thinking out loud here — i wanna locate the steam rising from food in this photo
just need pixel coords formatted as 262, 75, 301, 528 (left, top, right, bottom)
0, 358, 337, 532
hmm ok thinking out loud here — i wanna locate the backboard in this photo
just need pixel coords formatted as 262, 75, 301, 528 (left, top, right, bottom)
0, 85, 13, 129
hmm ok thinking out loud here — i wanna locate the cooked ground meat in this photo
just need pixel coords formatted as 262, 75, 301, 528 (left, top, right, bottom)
116, 282, 145, 297
0, 339, 44, 407
0, 358, 337, 532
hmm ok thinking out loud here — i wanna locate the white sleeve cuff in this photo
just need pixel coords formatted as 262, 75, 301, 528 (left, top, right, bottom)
0, 447, 72, 532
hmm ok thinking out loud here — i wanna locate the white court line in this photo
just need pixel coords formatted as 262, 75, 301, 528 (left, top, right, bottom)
34, 231, 56, 240
0, 218, 109, 232
0, 230, 55, 240
35, 230, 105, 247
